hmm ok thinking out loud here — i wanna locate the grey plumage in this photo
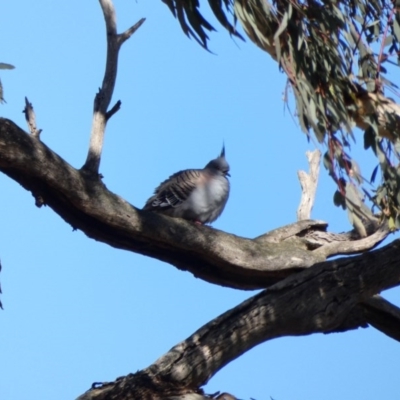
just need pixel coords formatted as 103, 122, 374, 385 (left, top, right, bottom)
143, 146, 230, 224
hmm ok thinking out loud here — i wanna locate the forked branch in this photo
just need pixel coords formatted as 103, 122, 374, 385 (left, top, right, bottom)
0, 118, 391, 290
82, 0, 145, 174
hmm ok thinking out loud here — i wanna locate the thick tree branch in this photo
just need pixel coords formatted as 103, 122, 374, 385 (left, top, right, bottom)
82, 1, 144, 174
1, 113, 397, 396
0, 118, 392, 290
0, 118, 391, 290
76, 239, 400, 400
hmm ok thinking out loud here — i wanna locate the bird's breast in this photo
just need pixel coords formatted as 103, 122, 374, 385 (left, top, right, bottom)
182, 175, 229, 223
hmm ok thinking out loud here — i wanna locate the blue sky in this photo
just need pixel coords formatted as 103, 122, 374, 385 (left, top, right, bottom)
0, 1, 399, 400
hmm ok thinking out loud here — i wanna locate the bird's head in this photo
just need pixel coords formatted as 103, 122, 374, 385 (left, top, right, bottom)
205, 145, 230, 177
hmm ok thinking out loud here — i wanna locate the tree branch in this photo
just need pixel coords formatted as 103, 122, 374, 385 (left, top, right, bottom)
297, 150, 321, 220
76, 239, 400, 399
22, 97, 42, 138
0, 118, 392, 290
82, 1, 144, 174
1, 117, 397, 398
105, 100, 122, 121
118, 18, 146, 45
362, 295, 400, 341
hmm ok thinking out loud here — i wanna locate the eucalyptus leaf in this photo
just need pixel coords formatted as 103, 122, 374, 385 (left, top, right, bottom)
370, 165, 379, 183
0, 62, 15, 70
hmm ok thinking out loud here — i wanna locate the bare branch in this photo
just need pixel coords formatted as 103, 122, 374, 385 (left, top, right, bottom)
105, 100, 121, 121
362, 295, 400, 341
313, 224, 389, 258
297, 150, 321, 220
22, 97, 42, 138
118, 18, 146, 45
0, 118, 392, 290
76, 240, 400, 399
82, 1, 144, 174
255, 219, 328, 244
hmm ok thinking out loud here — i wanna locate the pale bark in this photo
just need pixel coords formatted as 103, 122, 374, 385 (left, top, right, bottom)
297, 150, 320, 220
82, 0, 145, 174
1, 2, 399, 400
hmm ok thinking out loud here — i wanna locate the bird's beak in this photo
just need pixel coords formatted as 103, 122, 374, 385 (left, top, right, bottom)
226, 171, 231, 177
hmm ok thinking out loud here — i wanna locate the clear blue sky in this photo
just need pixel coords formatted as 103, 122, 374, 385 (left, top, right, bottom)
1, 1, 399, 400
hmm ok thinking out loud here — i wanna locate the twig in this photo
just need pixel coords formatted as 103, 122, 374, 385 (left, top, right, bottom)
118, 18, 146, 45
105, 100, 122, 121
313, 224, 389, 259
22, 97, 42, 138
82, 0, 145, 174
297, 150, 321, 220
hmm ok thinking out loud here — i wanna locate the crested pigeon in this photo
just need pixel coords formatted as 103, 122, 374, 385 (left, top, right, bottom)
143, 146, 230, 224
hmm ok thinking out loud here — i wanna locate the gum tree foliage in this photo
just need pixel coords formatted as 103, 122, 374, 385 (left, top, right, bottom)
164, 0, 400, 233
0, 62, 15, 104
1, 1, 400, 399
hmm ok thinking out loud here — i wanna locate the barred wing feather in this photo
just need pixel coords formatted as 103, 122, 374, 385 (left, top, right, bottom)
144, 169, 201, 210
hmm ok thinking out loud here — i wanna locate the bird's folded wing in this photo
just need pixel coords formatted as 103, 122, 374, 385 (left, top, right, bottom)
144, 169, 202, 210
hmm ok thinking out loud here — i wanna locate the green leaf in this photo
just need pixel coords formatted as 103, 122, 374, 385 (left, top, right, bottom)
348, 211, 367, 237
333, 190, 346, 209
384, 35, 393, 47
323, 152, 334, 174
370, 165, 379, 183
0, 62, 15, 70
394, 139, 400, 155
350, 159, 363, 185
0, 78, 4, 104
394, 17, 400, 43
274, 11, 288, 40
388, 216, 396, 231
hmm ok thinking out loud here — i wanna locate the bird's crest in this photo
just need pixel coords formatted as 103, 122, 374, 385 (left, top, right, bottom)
220, 144, 226, 158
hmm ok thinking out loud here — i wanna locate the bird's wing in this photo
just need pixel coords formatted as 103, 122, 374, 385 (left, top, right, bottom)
144, 169, 202, 210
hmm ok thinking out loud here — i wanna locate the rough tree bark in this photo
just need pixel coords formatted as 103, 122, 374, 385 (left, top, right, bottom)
1, 2, 400, 400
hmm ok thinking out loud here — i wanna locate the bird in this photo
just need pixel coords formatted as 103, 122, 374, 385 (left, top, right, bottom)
143, 146, 230, 224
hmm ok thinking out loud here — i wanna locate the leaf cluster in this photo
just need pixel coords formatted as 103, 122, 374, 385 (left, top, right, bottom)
162, 0, 243, 49
270, 0, 400, 230
163, 0, 400, 230
0, 62, 15, 104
